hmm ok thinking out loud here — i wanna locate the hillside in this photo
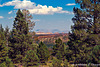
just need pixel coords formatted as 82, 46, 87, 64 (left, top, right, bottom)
35, 32, 69, 47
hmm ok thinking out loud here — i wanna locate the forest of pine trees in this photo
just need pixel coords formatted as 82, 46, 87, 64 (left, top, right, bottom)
0, 0, 100, 67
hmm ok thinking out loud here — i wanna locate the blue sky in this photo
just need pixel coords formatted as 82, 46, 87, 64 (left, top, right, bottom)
0, 0, 79, 33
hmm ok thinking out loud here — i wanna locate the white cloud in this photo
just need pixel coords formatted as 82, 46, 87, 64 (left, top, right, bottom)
8, 17, 13, 19
66, 3, 76, 6
28, 5, 73, 15
57, 10, 74, 14
0, 0, 73, 15
0, 16, 4, 19
8, 11, 13, 14
0, 0, 35, 9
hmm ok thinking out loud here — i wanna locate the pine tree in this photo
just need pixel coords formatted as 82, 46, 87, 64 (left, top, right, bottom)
53, 38, 66, 60
76, 0, 100, 64
8, 9, 35, 64
89, 45, 100, 64
37, 42, 49, 63
4, 26, 10, 46
66, 0, 100, 64
22, 9, 38, 43
67, 7, 90, 64
23, 50, 39, 67
0, 25, 14, 67
22, 9, 35, 31
52, 58, 62, 67
0, 24, 4, 32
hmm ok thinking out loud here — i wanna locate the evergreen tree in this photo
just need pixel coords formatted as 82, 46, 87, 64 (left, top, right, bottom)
22, 9, 35, 31
8, 9, 35, 64
76, 0, 100, 64
23, 50, 39, 67
53, 38, 66, 60
52, 58, 62, 67
22, 9, 38, 43
66, 0, 100, 64
89, 45, 100, 64
67, 7, 90, 64
37, 42, 49, 63
0, 25, 14, 67
4, 26, 10, 46
0, 24, 4, 32
4, 26, 9, 39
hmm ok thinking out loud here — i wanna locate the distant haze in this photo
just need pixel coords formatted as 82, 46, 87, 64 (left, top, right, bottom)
35, 29, 68, 33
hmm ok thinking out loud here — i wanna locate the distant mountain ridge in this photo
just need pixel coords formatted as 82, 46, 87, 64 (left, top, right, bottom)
35, 29, 68, 33
36, 32, 53, 35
